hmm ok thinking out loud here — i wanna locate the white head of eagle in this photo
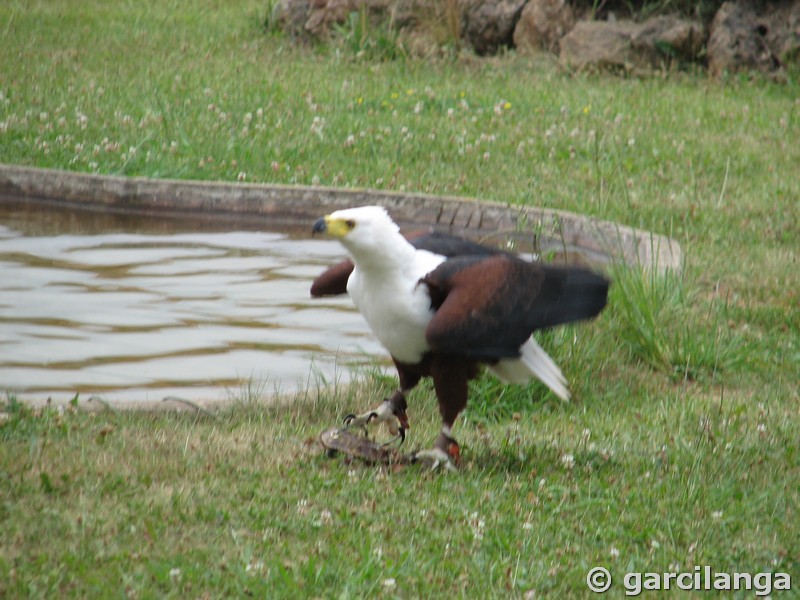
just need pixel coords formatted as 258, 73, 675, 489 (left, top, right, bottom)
312, 206, 409, 270
311, 205, 610, 467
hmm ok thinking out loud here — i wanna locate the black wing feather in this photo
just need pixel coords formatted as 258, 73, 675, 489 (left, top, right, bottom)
410, 232, 503, 259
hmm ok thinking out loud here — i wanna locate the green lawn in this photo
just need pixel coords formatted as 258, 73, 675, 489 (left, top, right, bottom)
1, 0, 798, 597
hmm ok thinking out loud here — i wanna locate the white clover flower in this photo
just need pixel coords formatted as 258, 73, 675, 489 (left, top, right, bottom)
310, 116, 325, 138
466, 511, 485, 541
246, 561, 264, 574
561, 453, 575, 470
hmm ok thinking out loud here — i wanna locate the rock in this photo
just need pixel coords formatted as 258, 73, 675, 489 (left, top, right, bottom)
766, 2, 800, 65
559, 20, 638, 70
707, 2, 777, 76
275, 0, 400, 39
631, 16, 706, 64
461, 0, 527, 55
707, 1, 800, 77
559, 15, 705, 71
304, 0, 354, 36
272, 0, 310, 37
513, 0, 576, 54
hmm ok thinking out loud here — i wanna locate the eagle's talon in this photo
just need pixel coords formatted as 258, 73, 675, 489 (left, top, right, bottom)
379, 427, 405, 448
411, 448, 457, 472
340, 402, 403, 440
341, 411, 377, 429
411, 432, 460, 471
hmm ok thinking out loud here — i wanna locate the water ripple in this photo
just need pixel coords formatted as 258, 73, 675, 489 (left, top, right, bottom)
0, 204, 381, 403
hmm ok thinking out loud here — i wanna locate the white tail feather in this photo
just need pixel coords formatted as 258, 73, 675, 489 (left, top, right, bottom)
489, 337, 571, 401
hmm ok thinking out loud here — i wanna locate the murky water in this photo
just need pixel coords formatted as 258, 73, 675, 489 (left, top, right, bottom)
0, 201, 382, 404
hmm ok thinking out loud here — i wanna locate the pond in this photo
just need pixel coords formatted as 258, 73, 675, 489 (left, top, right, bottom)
0, 167, 681, 408
0, 200, 382, 405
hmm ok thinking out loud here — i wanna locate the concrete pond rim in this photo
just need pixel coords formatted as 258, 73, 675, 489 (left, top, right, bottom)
0, 164, 682, 271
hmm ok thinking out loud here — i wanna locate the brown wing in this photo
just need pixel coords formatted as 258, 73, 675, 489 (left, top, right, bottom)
310, 259, 354, 297
422, 255, 609, 360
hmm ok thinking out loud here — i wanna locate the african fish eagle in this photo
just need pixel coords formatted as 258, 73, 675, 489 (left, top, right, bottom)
311, 206, 609, 469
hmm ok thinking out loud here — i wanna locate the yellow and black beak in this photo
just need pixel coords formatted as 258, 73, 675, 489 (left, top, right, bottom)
312, 215, 354, 238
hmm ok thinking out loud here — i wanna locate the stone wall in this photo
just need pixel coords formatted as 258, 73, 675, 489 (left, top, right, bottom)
273, 0, 800, 77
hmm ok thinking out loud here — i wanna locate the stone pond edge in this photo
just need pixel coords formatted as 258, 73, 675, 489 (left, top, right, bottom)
0, 163, 682, 272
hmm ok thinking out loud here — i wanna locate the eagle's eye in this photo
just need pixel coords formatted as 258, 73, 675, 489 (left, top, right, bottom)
345, 219, 356, 229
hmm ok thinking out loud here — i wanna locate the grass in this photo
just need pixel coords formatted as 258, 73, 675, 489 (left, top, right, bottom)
1, 0, 799, 597
608, 262, 748, 379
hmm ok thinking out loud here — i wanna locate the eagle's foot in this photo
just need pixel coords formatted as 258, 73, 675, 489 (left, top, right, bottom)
341, 391, 409, 444
411, 431, 460, 471
411, 448, 457, 471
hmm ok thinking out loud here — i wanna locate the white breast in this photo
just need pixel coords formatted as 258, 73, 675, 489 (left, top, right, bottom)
347, 250, 445, 364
